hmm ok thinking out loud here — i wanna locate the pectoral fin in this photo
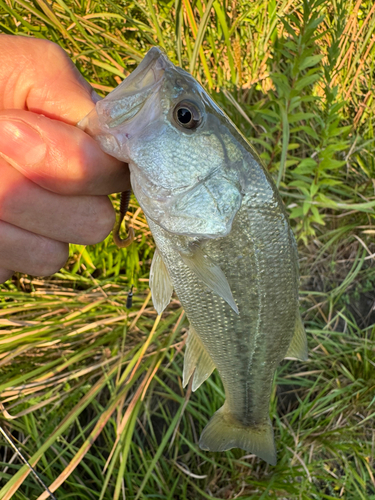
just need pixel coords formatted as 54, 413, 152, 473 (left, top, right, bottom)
285, 313, 308, 361
183, 325, 216, 392
149, 249, 174, 314
179, 246, 239, 314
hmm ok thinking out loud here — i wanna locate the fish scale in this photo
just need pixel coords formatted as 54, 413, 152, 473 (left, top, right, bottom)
79, 46, 308, 465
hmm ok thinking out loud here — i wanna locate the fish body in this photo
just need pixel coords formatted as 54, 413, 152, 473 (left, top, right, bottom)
79, 47, 307, 465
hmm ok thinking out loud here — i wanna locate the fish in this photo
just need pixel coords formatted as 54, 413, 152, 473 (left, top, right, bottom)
78, 47, 308, 465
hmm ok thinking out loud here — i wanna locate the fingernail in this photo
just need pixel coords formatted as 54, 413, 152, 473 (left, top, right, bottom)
0, 119, 47, 168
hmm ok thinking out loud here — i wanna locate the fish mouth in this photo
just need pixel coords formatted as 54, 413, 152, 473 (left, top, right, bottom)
96, 47, 172, 129
114, 47, 171, 97
78, 46, 172, 139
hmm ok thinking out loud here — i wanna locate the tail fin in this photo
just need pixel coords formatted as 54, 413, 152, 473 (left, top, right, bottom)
199, 406, 277, 465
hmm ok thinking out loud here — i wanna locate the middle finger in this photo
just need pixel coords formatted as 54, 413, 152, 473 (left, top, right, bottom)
0, 158, 115, 245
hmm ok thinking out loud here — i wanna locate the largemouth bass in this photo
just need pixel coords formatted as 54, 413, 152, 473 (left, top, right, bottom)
79, 47, 307, 465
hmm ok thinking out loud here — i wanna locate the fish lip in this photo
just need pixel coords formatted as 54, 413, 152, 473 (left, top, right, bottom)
122, 46, 172, 89
95, 46, 173, 128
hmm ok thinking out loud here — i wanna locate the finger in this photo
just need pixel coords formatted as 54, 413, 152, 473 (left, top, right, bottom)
1, 35, 96, 124
0, 109, 130, 195
0, 268, 13, 284
0, 158, 115, 245
0, 220, 69, 277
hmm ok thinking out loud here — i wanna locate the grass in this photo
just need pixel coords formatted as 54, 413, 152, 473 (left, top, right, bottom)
1, 0, 375, 498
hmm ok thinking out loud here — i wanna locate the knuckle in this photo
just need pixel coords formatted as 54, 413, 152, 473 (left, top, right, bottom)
39, 39, 68, 62
29, 39, 68, 68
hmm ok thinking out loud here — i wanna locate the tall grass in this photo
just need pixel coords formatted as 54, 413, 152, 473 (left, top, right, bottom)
0, 1, 375, 499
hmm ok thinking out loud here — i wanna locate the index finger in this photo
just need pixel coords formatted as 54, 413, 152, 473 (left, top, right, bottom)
1, 35, 95, 124
0, 35, 130, 195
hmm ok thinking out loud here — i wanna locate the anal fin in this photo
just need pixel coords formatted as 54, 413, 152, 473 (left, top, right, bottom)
179, 245, 239, 314
149, 249, 174, 315
183, 325, 216, 392
285, 312, 308, 361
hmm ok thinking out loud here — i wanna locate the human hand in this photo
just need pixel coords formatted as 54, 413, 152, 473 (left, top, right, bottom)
0, 35, 129, 284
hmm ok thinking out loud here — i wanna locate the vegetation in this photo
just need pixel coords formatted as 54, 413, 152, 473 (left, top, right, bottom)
1, 0, 375, 498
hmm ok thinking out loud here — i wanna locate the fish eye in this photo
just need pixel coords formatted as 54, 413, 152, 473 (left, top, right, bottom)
173, 100, 202, 130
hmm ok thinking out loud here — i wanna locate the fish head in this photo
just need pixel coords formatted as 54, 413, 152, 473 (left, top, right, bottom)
79, 47, 247, 238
